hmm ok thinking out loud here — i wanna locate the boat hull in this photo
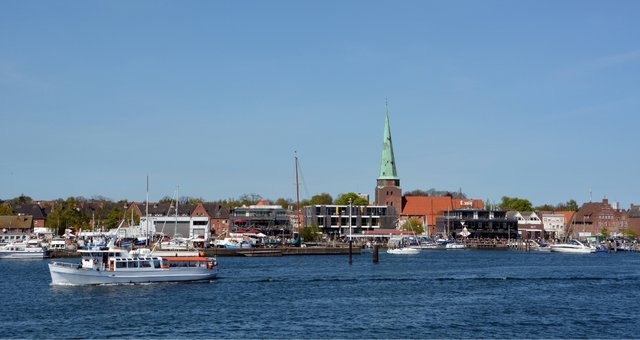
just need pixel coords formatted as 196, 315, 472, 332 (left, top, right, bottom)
549, 247, 594, 254
0, 250, 50, 259
48, 262, 218, 286
387, 248, 420, 255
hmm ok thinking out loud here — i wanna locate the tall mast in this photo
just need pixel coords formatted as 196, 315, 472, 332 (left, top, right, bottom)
146, 175, 149, 245
295, 151, 300, 232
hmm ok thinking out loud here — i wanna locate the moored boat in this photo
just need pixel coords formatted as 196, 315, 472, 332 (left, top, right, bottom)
48, 234, 218, 286
387, 247, 420, 255
549, 240, 595, 254
0, 242, 50, 259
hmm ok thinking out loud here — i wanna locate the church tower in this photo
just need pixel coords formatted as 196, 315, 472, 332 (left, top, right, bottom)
375, 104, 402, 215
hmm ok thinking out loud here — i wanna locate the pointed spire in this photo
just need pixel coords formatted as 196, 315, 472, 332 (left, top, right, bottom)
378, 100, 399, 180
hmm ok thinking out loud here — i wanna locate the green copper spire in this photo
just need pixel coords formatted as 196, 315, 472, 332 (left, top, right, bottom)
378, 102, 399, 180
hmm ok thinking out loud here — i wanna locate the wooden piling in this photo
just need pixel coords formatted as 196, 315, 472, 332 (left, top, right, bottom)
372, 244, 379, 263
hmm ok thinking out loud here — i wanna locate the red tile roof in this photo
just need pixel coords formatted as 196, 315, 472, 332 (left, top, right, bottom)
401, 196, 484, 225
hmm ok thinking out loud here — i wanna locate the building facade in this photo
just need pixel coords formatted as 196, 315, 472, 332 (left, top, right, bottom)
303, 204, 396, 237
435, 209, 519, 240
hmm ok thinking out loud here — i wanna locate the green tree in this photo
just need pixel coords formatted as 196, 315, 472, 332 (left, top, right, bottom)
309, 193, 333, 205
499, 196, 533, 211
565, 199, 579, 211
299, 225, 323, 242
0, 203, 12, 215
274, 197, 293, 209
47, 198, 88, 235
335, 193, 369, 206
401, 218, 424, 235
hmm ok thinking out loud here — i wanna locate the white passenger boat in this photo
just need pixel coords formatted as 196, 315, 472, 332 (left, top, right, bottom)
0, 242, 50, 259
48, 236, 218, 286
549, 240, 595, 254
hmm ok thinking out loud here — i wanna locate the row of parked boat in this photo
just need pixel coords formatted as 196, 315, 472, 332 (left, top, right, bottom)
383, 236, 629, 255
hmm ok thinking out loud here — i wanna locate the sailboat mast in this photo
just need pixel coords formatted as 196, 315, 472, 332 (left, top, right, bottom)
295, 152, 300, 232
146, 175, 149, 245
174, 186, 179, 238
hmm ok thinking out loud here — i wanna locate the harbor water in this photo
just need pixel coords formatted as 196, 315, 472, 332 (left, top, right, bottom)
1, 250, 639, 339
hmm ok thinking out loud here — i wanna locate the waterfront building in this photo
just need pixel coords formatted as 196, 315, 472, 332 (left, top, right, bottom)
507, 211, 544, 239
540, 211, 575, 239
400, 196, 483, 236
435, 209, 519, 240
0, 215, 34, 244
302, 204, 395, 237
628, 204, 640, 236
127, 202, 211, 241
230, 201, 291, 237
570, 198, 628, 238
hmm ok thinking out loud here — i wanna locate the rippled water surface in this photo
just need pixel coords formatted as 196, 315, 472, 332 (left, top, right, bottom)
1, 250, 639, 339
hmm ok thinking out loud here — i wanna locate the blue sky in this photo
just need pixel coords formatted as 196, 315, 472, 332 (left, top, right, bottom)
1, 1, 639, 208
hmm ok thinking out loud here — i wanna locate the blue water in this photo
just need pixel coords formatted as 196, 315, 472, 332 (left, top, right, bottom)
1, 250, 639, 339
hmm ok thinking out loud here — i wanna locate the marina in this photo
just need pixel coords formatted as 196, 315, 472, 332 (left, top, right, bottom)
2, 250, 639, 339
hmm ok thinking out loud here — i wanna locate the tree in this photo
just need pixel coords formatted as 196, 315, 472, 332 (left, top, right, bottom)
401, 218, 424, 235
299, 225, 323, 242
404, 188, 467, 198
0, 203, 12, 215
335, 193, 369, 206
274, 197, 293, 209
309, 193, 333, 205
499, 196, 533, 212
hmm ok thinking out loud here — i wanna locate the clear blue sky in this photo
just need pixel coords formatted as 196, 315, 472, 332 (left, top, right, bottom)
2, 1, 639, 208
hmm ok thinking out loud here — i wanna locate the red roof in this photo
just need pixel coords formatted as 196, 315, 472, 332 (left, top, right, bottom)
401, 196, 484, 225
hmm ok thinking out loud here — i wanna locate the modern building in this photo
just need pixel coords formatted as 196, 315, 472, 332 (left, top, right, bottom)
303, 204, 395, 237
230, 201, 291, 236
435, 209, 519, 240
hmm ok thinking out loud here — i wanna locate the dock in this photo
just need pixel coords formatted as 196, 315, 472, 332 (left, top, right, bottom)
205, 246, 360, 257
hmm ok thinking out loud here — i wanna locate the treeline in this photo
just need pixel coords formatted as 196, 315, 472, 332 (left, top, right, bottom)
1, 191, 579, 236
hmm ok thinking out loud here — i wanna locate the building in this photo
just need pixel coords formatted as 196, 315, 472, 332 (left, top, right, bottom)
540, 211, 575, 239
435, 209, 519, 240
374, 106, 402, 213
303, 204, 395, 237
0, 215, 34, 244
569, 198, 628, 238
400, 196, 484, 236
229, 201, 291, 236
127, 202, 211, 240
506, 211, 544, 239
627, 204, 640, 236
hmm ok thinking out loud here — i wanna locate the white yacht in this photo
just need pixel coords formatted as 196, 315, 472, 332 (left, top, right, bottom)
550, 240, 596, 254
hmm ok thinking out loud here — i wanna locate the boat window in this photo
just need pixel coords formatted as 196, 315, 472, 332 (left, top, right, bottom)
140, 260, 151, 268
154, 260, 161, 268
116, 261, 126, 268
128, 260, 139, 268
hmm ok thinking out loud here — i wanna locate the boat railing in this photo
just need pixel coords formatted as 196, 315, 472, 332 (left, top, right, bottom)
50, 261, 81, 269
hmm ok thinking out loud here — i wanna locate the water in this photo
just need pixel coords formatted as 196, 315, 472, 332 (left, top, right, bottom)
1, 250, 639, 339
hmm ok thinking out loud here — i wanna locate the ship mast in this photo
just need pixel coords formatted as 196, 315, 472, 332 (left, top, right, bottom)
295, 151, 301, 233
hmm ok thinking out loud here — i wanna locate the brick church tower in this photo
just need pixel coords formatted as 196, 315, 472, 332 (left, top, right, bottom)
374, 105, 402, 215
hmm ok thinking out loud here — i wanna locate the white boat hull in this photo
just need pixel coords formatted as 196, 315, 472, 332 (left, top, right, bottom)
549, 240, 595, 254
387, 248, 420, 255
0, 250, 49, 259
49, 262, 218, 286
549, 247, 594, 254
